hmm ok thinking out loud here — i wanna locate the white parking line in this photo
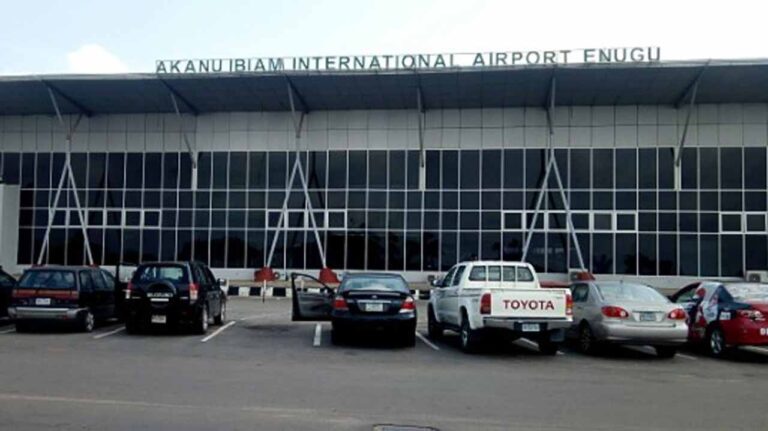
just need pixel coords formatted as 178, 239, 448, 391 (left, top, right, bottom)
201, 321, 236, 343
415, 332, 440, 351
0, 327, 15, 334
677, 353, 698, 360
313, 324, 322, 347
93, 327, 125, 339
238, 312, 289, 321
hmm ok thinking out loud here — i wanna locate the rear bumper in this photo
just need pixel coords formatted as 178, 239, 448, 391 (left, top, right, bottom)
8, 306, 84, 321
124, 299, 200, 323
331, 311, 417, 332
595, 322, 688, 346
482, 317, 573, 331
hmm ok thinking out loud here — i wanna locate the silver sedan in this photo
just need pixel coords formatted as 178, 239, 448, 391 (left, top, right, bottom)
568, 281, 689, 358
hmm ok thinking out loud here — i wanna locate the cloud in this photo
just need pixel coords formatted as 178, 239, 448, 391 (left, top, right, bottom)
66, 44, 129, 74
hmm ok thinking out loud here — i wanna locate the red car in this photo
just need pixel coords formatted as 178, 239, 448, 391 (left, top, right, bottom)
671, 282, 768, 356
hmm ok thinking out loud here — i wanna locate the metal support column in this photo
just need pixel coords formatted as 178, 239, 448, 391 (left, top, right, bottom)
265, 79, 328, 270
37, 88, 94, 266
521, 76, 587, 271
416, 84, 427, 190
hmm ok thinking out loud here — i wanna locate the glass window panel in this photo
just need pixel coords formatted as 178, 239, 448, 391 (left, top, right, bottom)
482, 212, 501, 230
569, 149, 590, 189
700, 191, 717, 211
248, 152, 267, 188
388, 151, 405, 190
460, 212, 480, 230
720, 191, 742, 211
591, 233, 613, 274
700, 234, 718, 276
503, 149, 523, 189
2, 153, 20, 184
616, 213, 636, 231
348, 151, 366, 188
679, 213, 697, 232
346, 231, 365, 269
36, 153, 51, 188
178, 191, 193, 208
699, 148, 718, 189
368, 150, 387, 189
639, 191, 656, 210
268, 152, 287, 188
547, 232, 567, 273
459, 232, 479, 262
525, 149, 545, 189
423, 232, 440, 271
368, 211, 386, 229
659, 192, 676, 210
143, 153, 161, 189
699, 213, 718, 233
389, 191, 405, 210
482, 150, 502, 189
681, 148, 697, 189
615, 148, 636, 189
593, 149, 613, 189
745, 192, 766, 211
460, 150, 479, 189
405, 232, 421, 270
721, 213, 742, 232
746, 235, 767, 272
503, 191, 522, 210
424, 211, 440, 230
406, 211, 421, 230
482, 191, 501, 210
659, 234, 677, 276
680, 192, 697, 210
161, 230, 176, 261
441, 151, 458, 189
744, 148, 766, 190
721, 236, 743, 277
440, 231, 458, 270
679, 234, 698, 276
424, 192, 439, 209
141, 230, 159, 263
327, 151, 346, 189
229, 152, 247, 189
481, 232, 501, 261
368, 191, 386, 209
426, 151, 440, 189
87, 153, 106, 189
179, 154, 192, 189
616, 192, 637, 210
658, 148, 675, 189
659, 213, 677, 232
388, 231, 404, 271
593, 213, 612, 231
460, 191, 479, 210
638, 149, 657, 189
406, 151, 420, 190
175, 230, 192, 261
720, 148, 742, 189
70, 153, 87, 189
593, 192, 612, 210
162, 153, 179, 189
143, 191, 160, 208
615, 233, 637, 275
162, 210, 176, 228
746, 214, 766, 232
502, 232, 523, 262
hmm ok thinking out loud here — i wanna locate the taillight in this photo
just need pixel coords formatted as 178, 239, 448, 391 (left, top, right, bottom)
189, 283, 199, 301
67, 290, 80, 300
11, 289, 24, 298
667, 308, 687, 320
737, 309, 765, 321
332, 296, 348, 311
565, 292, 573, 316
400, 296, 416, 313
125, 282, 133, 299
602, 306, 629, 319
480, 293, 491, 315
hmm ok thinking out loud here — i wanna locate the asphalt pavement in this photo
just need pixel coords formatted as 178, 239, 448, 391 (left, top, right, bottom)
0, 299, 767, 431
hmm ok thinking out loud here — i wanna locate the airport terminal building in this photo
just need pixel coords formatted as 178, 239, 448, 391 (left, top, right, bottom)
1, 50, 767, 284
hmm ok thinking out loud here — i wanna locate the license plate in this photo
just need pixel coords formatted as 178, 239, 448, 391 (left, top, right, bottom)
151, 315, 167, 324
522, 323, 540, 332
640, 312, 656, 321
364, 303, 384, 312
35, 298, 51, 306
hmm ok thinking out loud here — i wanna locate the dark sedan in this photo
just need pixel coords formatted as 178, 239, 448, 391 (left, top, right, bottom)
291, 272, 417, 346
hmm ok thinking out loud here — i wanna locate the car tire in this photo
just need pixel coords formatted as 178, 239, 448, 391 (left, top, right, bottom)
459, 314, 481, 353
577, 323, 598, 355
538, 340, 559, 356
194, 305, 209, 335
79, 310, 95, 333
214, 301, 226, 325
427, 306, 443, 339
654, 346, 678, 359
707, 326, 728, 357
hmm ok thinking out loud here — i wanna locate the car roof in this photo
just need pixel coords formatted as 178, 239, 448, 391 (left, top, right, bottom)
138, 261, 192, 267
344, 272, 404, 279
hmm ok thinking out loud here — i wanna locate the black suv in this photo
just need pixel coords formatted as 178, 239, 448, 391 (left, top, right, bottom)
124, 261, 226, 334
8, 266, 117, 332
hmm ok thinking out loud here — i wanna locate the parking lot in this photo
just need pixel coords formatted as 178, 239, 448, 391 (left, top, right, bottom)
1, 297, 767, 431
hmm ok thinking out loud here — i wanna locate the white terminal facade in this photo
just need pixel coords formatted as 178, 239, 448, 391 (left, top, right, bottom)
0, 57, 767, 286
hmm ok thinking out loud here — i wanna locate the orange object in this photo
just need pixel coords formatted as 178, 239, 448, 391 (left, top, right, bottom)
318, 267, 340, 284
254, 267, 278, 282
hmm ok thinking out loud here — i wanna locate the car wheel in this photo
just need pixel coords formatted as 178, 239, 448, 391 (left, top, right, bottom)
708, 326, 728, 357
655, 346, 678, 359
194, 306, 209, 335
459, 314, 481, 353
214, 301, 226, 325
427, 307, 443, 339
538, 340, 559, 356
79, 310, 95, 333
578, 323, 597, 354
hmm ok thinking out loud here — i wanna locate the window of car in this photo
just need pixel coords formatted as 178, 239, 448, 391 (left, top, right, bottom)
468, 266, 487, 281
91, 271, 108, 292
134, 265, 189, 283
79, 271, 93, 292
675, 287, 697, 303
572, 284, 590, 303
101, 271, 116, 291
441, 267, 458, 287
488, 266, 501, 282
18, 270, 76, 290
596, 282, 668, 304
0, 272, 14, 288
517, 267, 534, 282
340, 276, 410, 293
502, 266, 516, 282
452, 266, 466, 286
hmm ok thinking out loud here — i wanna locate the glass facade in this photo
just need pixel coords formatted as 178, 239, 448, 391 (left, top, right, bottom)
3, 146, 767, 277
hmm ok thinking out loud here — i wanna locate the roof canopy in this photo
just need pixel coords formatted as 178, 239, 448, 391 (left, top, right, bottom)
1, 60, 767, 116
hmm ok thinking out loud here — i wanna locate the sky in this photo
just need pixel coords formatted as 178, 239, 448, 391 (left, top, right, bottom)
1, 0, 767, 75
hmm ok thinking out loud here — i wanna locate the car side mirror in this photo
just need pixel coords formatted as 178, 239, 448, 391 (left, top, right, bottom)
430, 279, 442, 288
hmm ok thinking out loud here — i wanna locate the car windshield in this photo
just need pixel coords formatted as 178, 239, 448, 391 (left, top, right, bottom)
597, 283, 668, 304
0, 273, 14, 287
340, 276, 409, 293
134, 265, 189, 283
18, 270, 76, 290
725, 284, 768, 301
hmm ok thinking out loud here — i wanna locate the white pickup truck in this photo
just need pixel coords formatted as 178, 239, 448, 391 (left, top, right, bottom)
428, 261, 573, 354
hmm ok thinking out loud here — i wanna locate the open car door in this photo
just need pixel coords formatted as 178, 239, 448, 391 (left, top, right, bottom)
291, 272, 335, 321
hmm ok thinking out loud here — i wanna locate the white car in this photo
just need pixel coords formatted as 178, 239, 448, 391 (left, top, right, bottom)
428, 261, 573, 354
